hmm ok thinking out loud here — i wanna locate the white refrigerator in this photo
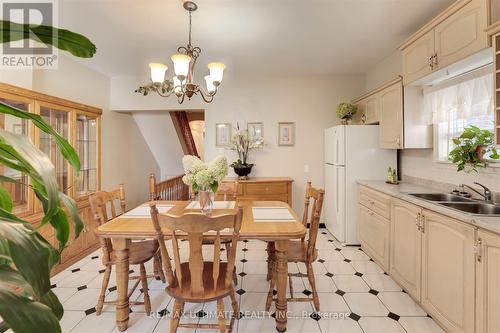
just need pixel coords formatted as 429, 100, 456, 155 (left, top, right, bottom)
324, 125, 397, 245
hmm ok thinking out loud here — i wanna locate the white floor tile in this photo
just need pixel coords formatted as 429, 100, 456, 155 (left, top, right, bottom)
70, 312, 116, 333
332, 275, 370, 292
239, 292, 270, 313
362, 274, 402, 292
60, 310, 85, 333
358, 317, 406, 333
341, 249, 371, 261
57, 270, 99, 288
52, 287, 78, 304
318, 317, 363, 333
153, 317, 197, 333
242, 261, 269, 274
304, 275, 336, 293
343, 293, 389, 316
63, 288, 103, 311
244, 250, 268, 261
318, 249, 345, 261
51, 270, 72, 285
323, 261, 356, 275
241, 275, 272, 293
378, 292, 427, 316
316, 293, 350, 313
238, 318, 321, 333
244, 240, 268, 250
350, 261, 385, 274
79, 258, 106, 272
399, 316, 445, 333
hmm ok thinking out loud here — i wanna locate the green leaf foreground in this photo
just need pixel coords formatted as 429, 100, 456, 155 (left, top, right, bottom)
0, 102, 83, 332
0, 20, 96, 58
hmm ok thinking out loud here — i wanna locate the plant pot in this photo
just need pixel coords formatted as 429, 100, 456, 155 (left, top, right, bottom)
232, 164, 253, 180
340, 117, 352, 125
198, 189, 214, 214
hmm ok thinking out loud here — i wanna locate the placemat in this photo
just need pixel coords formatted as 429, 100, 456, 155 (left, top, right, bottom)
252, 207, 295, 222
123, 204, 174, 218
185, 201, 236, 210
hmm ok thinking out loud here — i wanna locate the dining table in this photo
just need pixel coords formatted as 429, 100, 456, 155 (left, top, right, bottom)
96, 200, 306, 332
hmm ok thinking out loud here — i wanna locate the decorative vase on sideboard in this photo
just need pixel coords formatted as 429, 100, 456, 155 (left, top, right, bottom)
232, 164, 253, 180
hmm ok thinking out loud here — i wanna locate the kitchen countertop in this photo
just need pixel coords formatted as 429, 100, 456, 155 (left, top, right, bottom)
357, 180, 500, 235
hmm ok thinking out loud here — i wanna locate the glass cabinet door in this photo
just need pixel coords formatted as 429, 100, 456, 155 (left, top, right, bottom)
38, 103, 70, 194
76, 113, 99, 197
0, 93, 33, 215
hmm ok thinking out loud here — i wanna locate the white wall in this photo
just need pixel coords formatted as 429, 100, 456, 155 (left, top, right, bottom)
364, 50, 500, 192
2, 55, 160, 207
132, 111, 185, 179
111, 73, 365, 211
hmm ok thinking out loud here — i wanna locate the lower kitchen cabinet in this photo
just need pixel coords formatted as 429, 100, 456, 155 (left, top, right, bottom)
421, 210, 475, 333
358, 204, 390, 272
476, 229, 500, 333
390, 199, 422, 301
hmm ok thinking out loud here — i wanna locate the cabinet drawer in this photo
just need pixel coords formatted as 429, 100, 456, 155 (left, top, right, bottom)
245, 182, 288, 195
359, 186, 391, 219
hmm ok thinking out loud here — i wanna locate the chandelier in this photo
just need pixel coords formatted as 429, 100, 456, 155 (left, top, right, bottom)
135, 0, 225, 104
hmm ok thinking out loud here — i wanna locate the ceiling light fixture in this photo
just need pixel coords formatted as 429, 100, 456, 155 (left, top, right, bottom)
135, 0, 225, 103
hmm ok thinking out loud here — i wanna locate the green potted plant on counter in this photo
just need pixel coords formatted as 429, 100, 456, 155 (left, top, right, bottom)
449, 125, 499, 173
336, 102, 357, 125
230, 125, 264, 180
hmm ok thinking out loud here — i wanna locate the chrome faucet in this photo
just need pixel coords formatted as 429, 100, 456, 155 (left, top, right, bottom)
460, 182, 492, 202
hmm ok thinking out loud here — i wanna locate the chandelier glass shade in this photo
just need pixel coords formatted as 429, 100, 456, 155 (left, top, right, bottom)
136, 1, 225, 104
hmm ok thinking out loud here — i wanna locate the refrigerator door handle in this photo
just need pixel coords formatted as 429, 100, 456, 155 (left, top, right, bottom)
336, 169, 339, 213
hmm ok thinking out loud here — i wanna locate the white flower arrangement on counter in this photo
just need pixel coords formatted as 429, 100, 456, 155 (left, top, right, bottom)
182, 155, 228, 192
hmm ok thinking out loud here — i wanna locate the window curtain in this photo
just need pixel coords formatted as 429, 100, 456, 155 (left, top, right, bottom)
424, 73, 494, 125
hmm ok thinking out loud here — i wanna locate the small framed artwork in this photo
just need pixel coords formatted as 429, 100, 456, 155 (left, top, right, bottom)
216, 123, 232, 147
247, 122, 264, 142
278, 122, 295, 146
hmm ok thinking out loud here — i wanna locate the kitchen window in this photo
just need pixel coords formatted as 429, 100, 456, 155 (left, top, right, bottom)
424, 67, 495, 162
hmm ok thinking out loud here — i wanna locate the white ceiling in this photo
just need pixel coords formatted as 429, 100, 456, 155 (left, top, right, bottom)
59, 0, 455, 78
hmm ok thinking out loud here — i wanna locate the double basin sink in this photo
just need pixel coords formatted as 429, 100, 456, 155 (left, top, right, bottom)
408, 193, 500, 216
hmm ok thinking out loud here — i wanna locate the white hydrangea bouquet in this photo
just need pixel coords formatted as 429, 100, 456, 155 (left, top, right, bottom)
182, 155, 228, 193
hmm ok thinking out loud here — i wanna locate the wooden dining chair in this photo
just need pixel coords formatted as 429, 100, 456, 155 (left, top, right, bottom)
89, 185, 165, 315
216, 180, 239, 201
265, 182, 325, 312
150, 204, 243, 333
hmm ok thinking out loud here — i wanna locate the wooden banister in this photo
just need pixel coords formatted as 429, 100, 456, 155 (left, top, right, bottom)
149, 174, 190, 201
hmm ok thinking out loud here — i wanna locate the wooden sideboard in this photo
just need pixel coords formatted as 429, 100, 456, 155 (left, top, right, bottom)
216, 177, 293, 205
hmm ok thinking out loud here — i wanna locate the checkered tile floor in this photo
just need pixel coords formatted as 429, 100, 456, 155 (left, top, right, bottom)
51, 229, 445, 333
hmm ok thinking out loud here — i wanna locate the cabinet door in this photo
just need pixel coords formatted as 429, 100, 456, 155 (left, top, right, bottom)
379, 82, 403, 149
351, 101, 365, 124
75, 113, 100, 198
421, 210, 475, 333
0, 92, 35, 217
358, 204, 390, 272
364, 95, 379, 124
390, 199, 422, 300
435, 0, 488, 70
476, 230, 500, 333
402, 29, 435, 85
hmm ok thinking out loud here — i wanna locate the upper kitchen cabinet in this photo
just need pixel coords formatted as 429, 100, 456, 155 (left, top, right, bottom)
379, 81, 403, 149
487, 22, 500, 144
401, 30, 435, 85
352, 77, 404, 149
400, 0, 493, 85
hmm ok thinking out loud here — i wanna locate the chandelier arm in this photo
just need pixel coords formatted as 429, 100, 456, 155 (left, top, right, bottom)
154, 88, 176, 98
177, 93, 186, 104
198, 88, 216, 103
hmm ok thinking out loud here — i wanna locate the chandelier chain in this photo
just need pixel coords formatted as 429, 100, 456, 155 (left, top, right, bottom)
188, 11, 192, 47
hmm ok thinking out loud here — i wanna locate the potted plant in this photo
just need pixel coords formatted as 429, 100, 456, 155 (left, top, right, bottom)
449, 125, 500, 173
230, 126, 264, 179
182, 155, 228, 213
336, 102, 358, 124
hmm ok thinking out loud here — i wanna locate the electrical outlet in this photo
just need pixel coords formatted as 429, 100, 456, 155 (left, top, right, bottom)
303, 164, 310, 173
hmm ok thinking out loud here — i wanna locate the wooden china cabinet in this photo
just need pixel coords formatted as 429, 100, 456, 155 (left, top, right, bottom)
0, 83, 102, 274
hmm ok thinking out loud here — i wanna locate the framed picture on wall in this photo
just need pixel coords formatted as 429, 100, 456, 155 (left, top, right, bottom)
216, 123, 232, 147
247, 122, 264, 142
278, 122, 295, 146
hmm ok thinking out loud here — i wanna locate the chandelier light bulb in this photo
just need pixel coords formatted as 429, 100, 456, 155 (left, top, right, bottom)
171, 53, 191, 80
208, 62, 226, 84
149, 63, 168, 83
204, 75, 216, 94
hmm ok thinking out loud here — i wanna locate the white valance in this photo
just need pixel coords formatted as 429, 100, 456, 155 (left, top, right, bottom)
424, 72, 494, 125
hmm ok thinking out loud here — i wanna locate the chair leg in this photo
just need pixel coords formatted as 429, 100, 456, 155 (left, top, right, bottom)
306, 263, 320, 312
225, 242, 237, 285
217, 299, 226, 333
288, 273, 294, 299
265, 266, 276, 312
266, 242, 275, 281
229, 288, 240, 319
139, 263, 151, 315
154, 253, 166, 282
170, 300, 184, 333
96, 265, 112, 315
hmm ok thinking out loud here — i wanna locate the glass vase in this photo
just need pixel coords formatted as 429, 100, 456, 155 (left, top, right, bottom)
198, 188, 214, 214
